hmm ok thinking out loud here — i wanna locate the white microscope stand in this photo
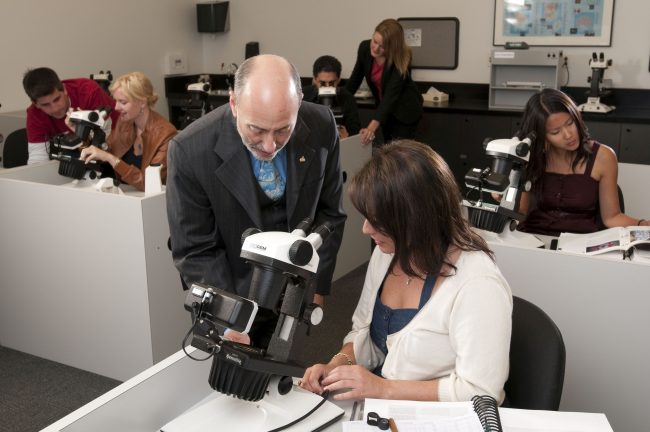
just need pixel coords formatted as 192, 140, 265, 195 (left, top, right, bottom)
578, 97, 615, 114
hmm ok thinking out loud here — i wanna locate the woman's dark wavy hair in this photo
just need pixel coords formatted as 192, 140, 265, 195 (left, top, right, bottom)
348, 140, 493, 278
517, 88, 591, 197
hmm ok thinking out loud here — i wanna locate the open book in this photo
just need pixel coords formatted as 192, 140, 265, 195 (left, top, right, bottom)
344, 396, 613, 432
557, 226, 650, 260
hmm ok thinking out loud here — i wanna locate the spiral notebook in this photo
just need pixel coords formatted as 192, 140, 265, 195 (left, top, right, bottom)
471, 395, 503, 432
346, 395, 502, 432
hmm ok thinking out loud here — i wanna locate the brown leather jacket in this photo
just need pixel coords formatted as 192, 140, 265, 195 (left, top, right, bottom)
108, 110, 177, 191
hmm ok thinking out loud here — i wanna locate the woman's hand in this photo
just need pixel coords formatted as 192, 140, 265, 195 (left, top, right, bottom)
300, 363, 336, 395
320, 365, 386, 401
360, 120, 380, 145
223, 329, 251, 345
359, 128, 374, 146
79, 146, 119, 167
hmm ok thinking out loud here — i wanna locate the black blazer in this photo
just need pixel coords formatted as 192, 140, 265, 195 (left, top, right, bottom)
345, 39, 423, 126
166, 102, 346, 297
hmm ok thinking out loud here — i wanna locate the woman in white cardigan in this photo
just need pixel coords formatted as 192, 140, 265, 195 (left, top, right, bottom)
300, 140, 513, 403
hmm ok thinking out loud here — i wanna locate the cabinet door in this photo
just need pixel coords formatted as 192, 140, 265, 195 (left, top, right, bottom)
459, 115, 513, 179
619, 123, 650, 165
584, 121, 621, 156
417, 112, 462, 184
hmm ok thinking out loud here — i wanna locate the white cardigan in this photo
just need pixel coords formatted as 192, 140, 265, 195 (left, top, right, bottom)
343, 248, 512, 403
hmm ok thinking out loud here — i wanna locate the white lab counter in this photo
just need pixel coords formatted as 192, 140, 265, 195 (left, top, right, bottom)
42, 347, 613, 432
41, 347, 353, 432
0, 162, 187, 380
487, 240, 650, 432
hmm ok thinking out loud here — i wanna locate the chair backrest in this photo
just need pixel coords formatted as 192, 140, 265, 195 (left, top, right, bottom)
2, 128, 28, 168
504, 296, 566, 410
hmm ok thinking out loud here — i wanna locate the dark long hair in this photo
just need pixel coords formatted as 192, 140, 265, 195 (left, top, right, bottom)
348, 140, 492, 278
517, 88, 591, 196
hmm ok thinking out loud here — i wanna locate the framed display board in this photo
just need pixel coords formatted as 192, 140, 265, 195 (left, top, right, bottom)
493, 0, 615, 47
398, 17, 459, 70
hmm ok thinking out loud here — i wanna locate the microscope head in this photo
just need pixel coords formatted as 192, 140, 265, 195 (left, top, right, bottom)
68, 109, 110, 145
240, 220, 332, 311
187, 82, 211, 94
464, 136, 532, 233
316, 86, 343, 125
465, 137, 531, 194
48, 108, 112, 179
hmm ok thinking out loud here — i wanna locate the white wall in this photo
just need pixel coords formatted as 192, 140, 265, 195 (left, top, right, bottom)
0, 0, 202, 117
201, 0, 650, 90
1, 0, 648, 119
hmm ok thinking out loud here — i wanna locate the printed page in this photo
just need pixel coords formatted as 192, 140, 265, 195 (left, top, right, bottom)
557, 227, 626, 255
627, 226, 650, 248
349, 399, 483, 432
364, 398, 475, 420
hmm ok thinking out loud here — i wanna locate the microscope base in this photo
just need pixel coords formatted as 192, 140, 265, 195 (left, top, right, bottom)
578, 97, 615, 114
160, 383, 343, 432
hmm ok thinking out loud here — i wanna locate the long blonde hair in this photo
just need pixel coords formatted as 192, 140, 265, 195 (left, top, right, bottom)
110, 71, 158, 108
375, 19, 412, 77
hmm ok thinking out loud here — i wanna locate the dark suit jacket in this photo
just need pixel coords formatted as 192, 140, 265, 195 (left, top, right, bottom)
166, 102, 346, 298
345, 39, 423, 126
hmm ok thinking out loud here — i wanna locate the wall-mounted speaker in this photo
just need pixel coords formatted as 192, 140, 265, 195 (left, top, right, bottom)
197, 1, 229, 33
245, 42, 260, 59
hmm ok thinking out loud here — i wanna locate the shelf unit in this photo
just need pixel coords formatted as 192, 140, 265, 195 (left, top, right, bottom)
489, 49, 563, 111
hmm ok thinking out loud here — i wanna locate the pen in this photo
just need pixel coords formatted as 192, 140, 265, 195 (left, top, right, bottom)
388, 417, 399, 432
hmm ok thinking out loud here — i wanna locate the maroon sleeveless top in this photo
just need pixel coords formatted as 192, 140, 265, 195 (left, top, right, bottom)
518, 142, 602, 236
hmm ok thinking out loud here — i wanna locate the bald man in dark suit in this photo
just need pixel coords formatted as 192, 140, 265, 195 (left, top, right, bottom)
166, 55, 346, 346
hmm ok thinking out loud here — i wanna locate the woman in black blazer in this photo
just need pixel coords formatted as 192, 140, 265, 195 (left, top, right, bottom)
345, 18, 423, 146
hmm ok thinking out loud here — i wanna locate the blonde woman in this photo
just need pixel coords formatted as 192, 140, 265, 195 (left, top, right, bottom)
345, 19, 423, 145
80, 72, 176, 190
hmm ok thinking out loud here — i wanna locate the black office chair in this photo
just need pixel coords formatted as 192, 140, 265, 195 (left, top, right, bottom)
504, 296, 566, 411
2, 128, 28, 168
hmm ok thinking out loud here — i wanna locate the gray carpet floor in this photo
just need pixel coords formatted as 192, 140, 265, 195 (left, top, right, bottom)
0, 262, 367, 432
0, 346, 121, 432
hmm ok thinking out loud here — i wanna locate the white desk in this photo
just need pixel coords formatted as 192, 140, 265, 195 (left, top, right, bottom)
41, 347, 354, 432
488, 240, 650, 432
42, 347, 612, 432
0, 162, 187, 380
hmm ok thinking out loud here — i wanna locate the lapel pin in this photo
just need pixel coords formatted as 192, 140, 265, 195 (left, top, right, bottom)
299, 155, 306, 163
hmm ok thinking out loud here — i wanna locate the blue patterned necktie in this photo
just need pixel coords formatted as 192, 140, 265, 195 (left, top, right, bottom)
255, 159, 286, 200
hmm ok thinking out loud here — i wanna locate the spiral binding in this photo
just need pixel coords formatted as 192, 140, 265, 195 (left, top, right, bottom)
471, 395, 503, 432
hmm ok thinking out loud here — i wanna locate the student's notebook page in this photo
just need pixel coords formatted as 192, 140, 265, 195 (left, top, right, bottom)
342, 399, 483, 432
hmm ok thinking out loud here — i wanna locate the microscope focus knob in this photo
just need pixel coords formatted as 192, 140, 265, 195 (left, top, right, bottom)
289, 239, 313, 266
303, 303, 324, 326
515, 142, 530, 157
241, 227, 261, 245
87, 111, 100, 122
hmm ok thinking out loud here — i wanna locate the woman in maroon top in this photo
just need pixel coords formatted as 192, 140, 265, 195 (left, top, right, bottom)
516, 88, 648, 236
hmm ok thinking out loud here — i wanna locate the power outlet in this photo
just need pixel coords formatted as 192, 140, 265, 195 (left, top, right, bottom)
164, 52, 188, 75
199, 74, 210, 83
